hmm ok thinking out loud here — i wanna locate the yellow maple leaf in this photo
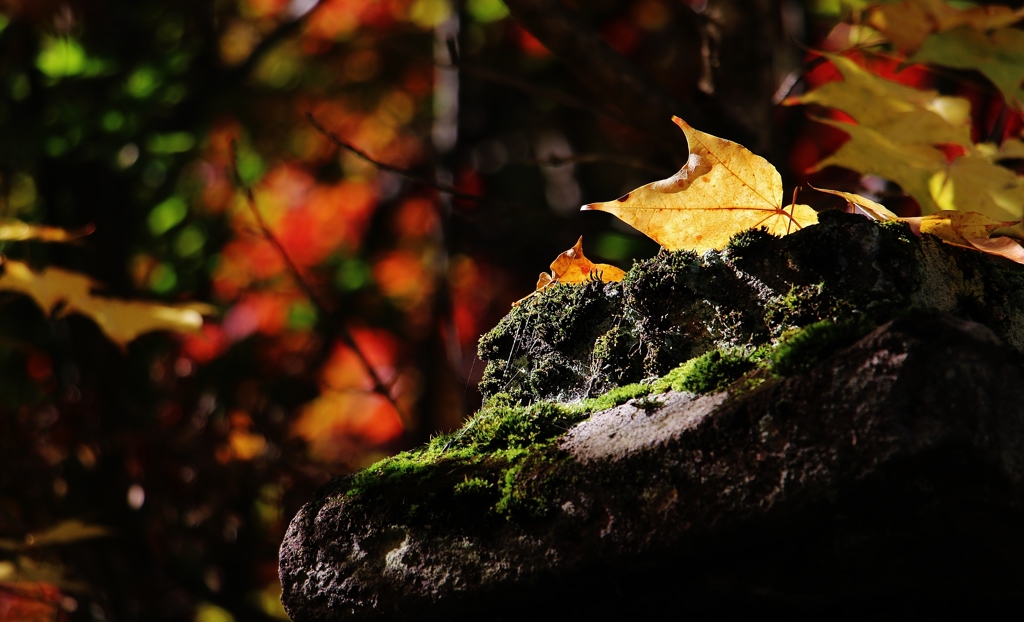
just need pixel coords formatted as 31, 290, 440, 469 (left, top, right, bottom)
582, 117, 818, 252
0, 259, 211, 349
865, 0, 1024, 53
784, 54, 971, 147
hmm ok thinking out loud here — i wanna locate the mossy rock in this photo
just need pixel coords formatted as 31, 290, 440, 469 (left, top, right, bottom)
477, 211, 1024, 405
280, 213, 1024, 621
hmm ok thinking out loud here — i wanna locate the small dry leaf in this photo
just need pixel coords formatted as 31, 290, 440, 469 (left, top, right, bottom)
0, 221, 94, 243
514, 237, 625, 306
965, 236, 1024, 263
582, 117, 817, 252
0, 259, 211, 349
544, 237, 625, 286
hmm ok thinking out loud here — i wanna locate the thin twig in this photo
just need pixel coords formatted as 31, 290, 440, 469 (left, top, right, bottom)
521, 152, 675, 176
229, 141, 410, 428
305, 112, 488, 203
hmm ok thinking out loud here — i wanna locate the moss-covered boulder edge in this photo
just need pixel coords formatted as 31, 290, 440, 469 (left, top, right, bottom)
311, 211, 1024, 519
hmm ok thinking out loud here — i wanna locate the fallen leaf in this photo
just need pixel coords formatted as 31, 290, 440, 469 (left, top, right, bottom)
911, 26, 1024, 108
0, 259, 211, 349
822, 189, 1024, 265
544, 237, 625, 286
784, 54, 972, 147
865, 0, 1024, 53
811, 186, 899, 221
582, 117, 818, 252
0, 221, 94, 243
515, 238, 625, 306
903, 210, 1017, 246
964, 235, 1024, 263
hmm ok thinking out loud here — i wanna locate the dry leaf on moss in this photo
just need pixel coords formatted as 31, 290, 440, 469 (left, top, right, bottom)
582, 117, 817, 252
545, 237, 625, 286
0, 259, 211, 349
903, 210, 1017, 247
515, 237, 625, 306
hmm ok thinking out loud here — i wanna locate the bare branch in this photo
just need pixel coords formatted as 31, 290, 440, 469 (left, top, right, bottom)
305, 113, 490, 204
229, 141, 410, 429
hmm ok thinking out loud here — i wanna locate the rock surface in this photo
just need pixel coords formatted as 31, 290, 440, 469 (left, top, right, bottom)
280, 214, 1024, 619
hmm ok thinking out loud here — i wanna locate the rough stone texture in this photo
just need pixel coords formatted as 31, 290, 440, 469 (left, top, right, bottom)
280, 214, 1024, 620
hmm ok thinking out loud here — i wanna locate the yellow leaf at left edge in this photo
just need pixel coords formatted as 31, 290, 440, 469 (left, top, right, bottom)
0, 221, 94, 243
0, 259, 210, 349
582, 117, 818, 252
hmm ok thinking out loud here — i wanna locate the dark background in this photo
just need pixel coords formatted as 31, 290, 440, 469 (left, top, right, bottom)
1, 1, 1011, 620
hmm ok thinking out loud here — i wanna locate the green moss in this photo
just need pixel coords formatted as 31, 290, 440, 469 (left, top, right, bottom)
476, 279, 622, 403
652, 349, 756, 394
453, 476, 492, 496
770, 318, 875, 376
569, 382, 652, 413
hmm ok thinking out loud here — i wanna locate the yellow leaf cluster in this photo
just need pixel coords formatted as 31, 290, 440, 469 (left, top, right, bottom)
787, 54, 1024, 221
582, 117, 817, 253
864, 0, 1024, 53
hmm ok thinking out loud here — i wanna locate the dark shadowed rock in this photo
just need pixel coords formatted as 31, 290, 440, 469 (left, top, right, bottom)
280, 214, 1024, 620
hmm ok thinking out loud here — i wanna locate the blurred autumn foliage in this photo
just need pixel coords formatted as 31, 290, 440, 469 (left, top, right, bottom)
2, 0, 1024, 620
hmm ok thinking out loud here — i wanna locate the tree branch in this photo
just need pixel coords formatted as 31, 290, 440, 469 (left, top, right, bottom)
229, 141, 410, 429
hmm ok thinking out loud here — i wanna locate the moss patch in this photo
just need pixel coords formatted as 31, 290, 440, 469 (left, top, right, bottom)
653, 349, 756, 394
771, 318, 876, 376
